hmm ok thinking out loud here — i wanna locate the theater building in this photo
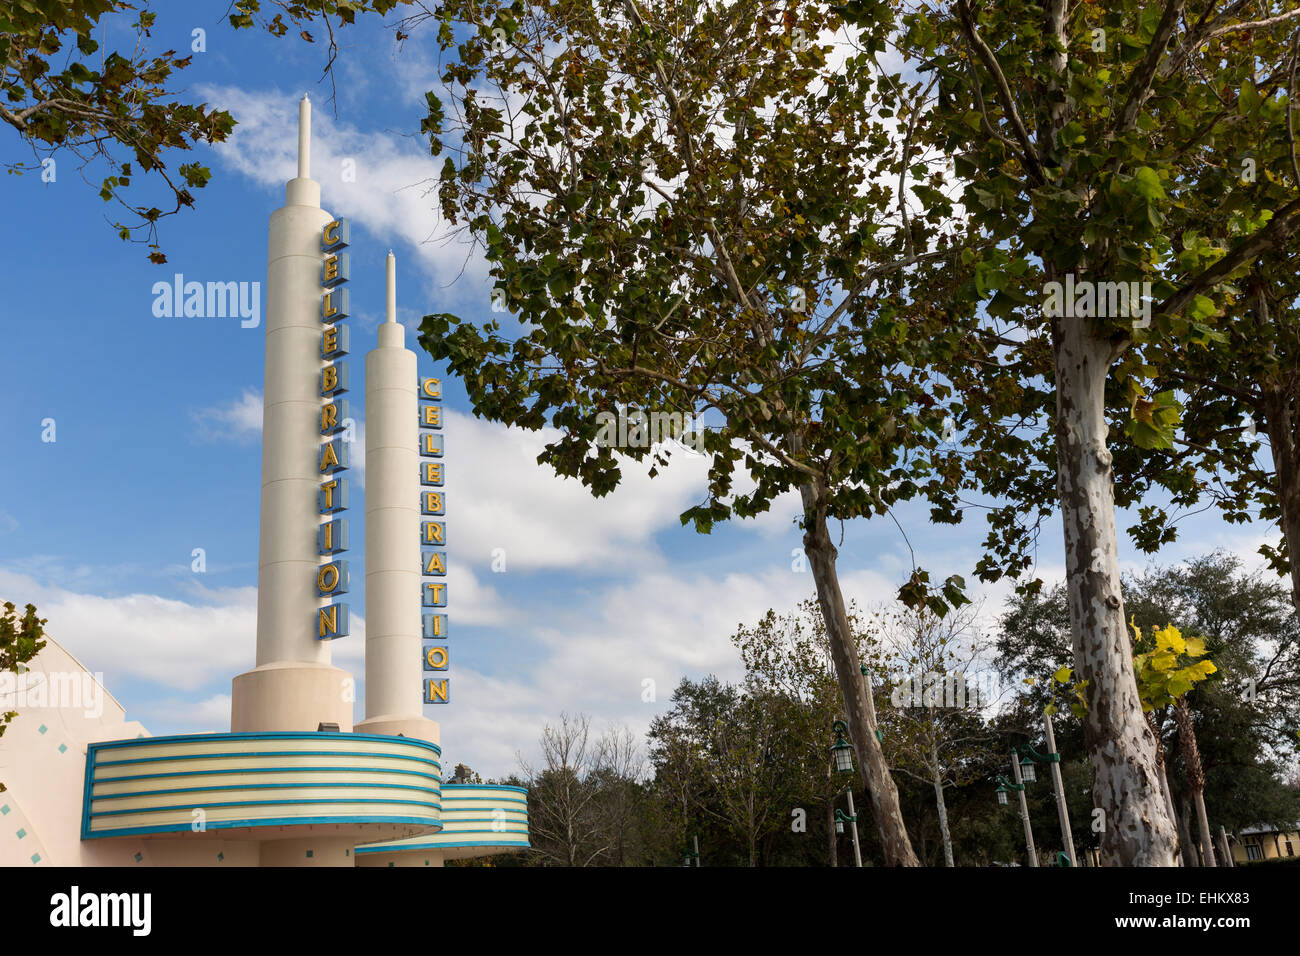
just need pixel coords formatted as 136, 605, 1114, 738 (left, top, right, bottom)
0, 97, 528, 867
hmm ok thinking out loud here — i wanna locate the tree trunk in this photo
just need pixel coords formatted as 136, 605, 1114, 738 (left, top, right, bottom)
1173, 698, 1215, 866
1050, 300, 1179, 865
1146, 711, 1182, 865
1261, 384, 1300, 622
800, 480, 918, 865
1177, 795, 1199, 867
930, 742, 955, 867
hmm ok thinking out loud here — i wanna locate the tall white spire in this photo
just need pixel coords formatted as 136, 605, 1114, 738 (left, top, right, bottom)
231, 94, 350, 734
356, 254, 439, 745
386, 250, 397, 324
297, 94, 311, 180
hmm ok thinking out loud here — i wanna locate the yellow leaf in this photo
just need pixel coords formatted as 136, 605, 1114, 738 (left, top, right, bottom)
1154, 624, 1185, 654
1149, 651, 1176, 671
1053, 666, 1072, 683
1184, 635, 1208, 657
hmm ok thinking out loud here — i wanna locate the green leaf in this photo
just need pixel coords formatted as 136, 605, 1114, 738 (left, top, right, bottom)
1131, 166, 1165, 201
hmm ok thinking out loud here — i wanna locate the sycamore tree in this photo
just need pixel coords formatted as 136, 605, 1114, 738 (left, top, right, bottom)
1072, 622, 1218, 863
413, 0, 986, 865
870, 602, 1001, 867
999, 553, 1300, 864
733, 599, 870, 864
884, 0, 1300, 864
1127, 256, 1300, 622
1, 0, 404, 259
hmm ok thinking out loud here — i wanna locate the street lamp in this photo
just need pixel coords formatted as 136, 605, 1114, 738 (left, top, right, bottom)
831, 720, 855, 774
829, 721, 862, 867
1018, 754, 1038, 783
995, 745, 1039, 867
834, 808, 856, 835
994, 775, 1023, 804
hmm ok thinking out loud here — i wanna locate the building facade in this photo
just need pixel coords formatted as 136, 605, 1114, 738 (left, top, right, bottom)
0, 96, 527, 867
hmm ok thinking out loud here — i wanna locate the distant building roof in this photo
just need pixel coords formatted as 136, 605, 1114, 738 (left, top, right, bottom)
1238, 824, 1299, 836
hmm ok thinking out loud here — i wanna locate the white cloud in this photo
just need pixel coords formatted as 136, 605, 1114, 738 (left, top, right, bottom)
198, 84, 489, 301
0, 570, 257, 693
442, 408, 713, 573
192, 387, 263, 442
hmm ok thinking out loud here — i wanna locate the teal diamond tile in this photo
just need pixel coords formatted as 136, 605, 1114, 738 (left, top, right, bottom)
0, 805, 9, 815
30, 853, 40, 864
57, 743, 67, 754
134, 852, 143, 862
37, 725, 47, 735
305, 849, 313, 858
16, 829, 25, 839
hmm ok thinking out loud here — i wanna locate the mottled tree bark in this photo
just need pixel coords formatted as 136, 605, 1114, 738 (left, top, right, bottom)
1147, 711, 1182, 865
931, 742, 955, 867
801, 480, 918, 866
1173, 698, 1215, 866
1050, 301, 1179, 866
1178, 795, 1199, 867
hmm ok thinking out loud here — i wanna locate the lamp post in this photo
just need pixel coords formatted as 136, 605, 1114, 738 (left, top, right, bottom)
997, 744, 1038, 866
1024, 710, 1078, 867
830, 720, 863, 867
682, 833, 701, 867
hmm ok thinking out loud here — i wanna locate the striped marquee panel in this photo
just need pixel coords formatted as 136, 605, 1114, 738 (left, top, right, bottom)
354, 784, 529, 855
82, 732, 442, 839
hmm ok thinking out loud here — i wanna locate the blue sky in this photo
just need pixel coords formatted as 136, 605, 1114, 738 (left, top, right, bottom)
0, 2, 1279, 777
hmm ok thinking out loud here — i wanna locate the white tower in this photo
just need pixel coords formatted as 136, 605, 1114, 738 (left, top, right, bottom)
231, 95, 354, 733
354, 254, 440, 747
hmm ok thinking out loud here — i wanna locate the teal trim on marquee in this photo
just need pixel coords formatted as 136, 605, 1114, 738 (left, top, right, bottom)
82, 732, 444, 840
87, 730, 442, 755
98, 765, 441, 784
95, 750, 440, 770
91, 781, 442, 802
440, 795, 528, 805
353, 842, 530, 858
91, 797, 445, 818
352, 781, 531, 857
85, 815, 445, 840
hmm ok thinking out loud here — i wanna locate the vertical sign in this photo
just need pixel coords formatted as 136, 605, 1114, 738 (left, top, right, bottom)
420, 375, 448, 703
318, 218, 351, 640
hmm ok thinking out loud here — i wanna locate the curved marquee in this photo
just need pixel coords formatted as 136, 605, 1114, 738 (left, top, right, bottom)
355, 784, 528, 862
82, 732, 442, 840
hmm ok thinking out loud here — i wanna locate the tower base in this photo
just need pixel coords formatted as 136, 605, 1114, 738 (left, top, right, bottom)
353, 714, 440, 748
231, 662, 355, 732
